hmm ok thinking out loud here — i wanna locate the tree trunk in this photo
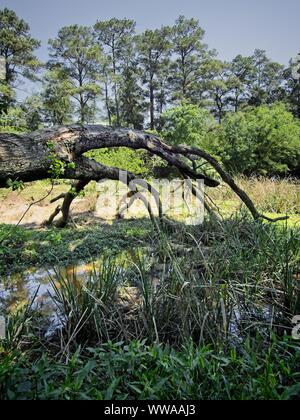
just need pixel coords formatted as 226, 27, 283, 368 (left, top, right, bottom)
149, 78, 155, 130
104, 81, 112, 126
56, 180, 89, 228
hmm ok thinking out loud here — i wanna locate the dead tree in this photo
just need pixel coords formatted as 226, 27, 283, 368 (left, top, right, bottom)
0, 125, 288, 226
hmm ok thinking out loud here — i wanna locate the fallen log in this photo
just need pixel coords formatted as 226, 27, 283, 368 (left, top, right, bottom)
0, 125, 288, 225
0, 125, 219, 187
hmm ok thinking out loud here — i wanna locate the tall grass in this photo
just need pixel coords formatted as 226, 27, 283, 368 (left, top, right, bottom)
209, 177, 300, 215
48, 256, 124, 353
39, 217, 300, 351
1, 215, 299, 400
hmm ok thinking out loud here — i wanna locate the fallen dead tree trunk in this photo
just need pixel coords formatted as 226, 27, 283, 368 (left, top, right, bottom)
0, 125, 288, 225
0, 125, 218, 187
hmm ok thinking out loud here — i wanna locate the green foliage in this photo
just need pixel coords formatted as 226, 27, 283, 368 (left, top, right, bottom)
1, 10, 300, 402
119, 65, 145, 129
0, 220, 153, 275
47, 154, 66, 178
229, 55, 257, 111
49, 25, 102, 124
161, 104, 217, 150
0, 108, 28, 133
86, 147, 153, 177
41, 68, 73, 125
0, 9, 299, 143
0, 83, 15, 114
46, 142, 76, 178
6, 178, 24, 191
49, 255, 123, 343
203, 59, 233, 122
283, 64, 300, 119
1, 337, 299, 400
0, 215, 299, 400
248, 49, 284, 107
161, 103, 300, 178
136, 27, 171, 129
94, 18, 136, 126
170, 16, 212, 103
0, 8, 41, 113
21, 95, 43, 131
216, 103, 300, 176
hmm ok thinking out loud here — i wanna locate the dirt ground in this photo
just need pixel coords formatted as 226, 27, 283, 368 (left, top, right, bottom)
0, 190, 92, 227
0, 180, 97, 227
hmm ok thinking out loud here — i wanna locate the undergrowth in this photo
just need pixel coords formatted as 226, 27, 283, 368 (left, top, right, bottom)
0, 215, 299, 400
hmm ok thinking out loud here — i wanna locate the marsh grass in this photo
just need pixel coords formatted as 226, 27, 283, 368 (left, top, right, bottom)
0, 212, 299, 400
48, 256, 124, 351
23, 216, 298, 353
209, 177, 300, 217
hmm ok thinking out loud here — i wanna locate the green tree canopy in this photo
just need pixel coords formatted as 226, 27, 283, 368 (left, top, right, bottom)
217, 103, 300, 176
0, 106, 27, 133
248, 49, 284, 106
41, 68, 73, 126
170, 16, 213, 103
94, 18, 136, 126
136, 27, 171, 129
283, 61, 300, 119
0, 8, 41, 113
49, 25, 102, 123
161, 103, 217, 151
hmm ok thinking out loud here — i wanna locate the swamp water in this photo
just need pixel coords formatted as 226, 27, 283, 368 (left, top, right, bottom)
0, 248, 164, 337
0, 248, 279, 341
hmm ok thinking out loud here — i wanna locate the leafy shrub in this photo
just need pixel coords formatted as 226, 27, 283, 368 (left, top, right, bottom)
0, 108, 28, 133
216, 103, 300, 176
161, 103, 217, 150
86, 148, 158, 178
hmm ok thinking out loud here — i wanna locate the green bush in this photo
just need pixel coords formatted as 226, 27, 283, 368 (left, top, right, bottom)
216, 104, 300, 176
161, 103, 217, 151
160, 103, 300, 177
0, 108, 28, 133
86, 147, 165, 178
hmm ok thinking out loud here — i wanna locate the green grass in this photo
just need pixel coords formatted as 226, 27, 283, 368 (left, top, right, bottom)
1, 177, 300, 400
0, 219, 153, 276
209, 177, 300, 221
263, 213, 300, 228
0, 215, 299, 400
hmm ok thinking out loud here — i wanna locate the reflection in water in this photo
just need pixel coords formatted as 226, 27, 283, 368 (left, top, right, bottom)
0, 248, 152, 318
0, 261, 104, 316
0, 250, 278, 342
0, 249, 160, 338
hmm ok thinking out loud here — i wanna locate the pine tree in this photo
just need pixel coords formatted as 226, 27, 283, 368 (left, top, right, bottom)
0, 8, 40, 113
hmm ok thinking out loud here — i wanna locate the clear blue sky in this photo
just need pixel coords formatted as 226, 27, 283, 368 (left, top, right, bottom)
1, 0, 299, 79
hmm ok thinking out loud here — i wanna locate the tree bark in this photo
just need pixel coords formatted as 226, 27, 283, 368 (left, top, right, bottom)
55, 180, 89, 228
149, 77, 155, 130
